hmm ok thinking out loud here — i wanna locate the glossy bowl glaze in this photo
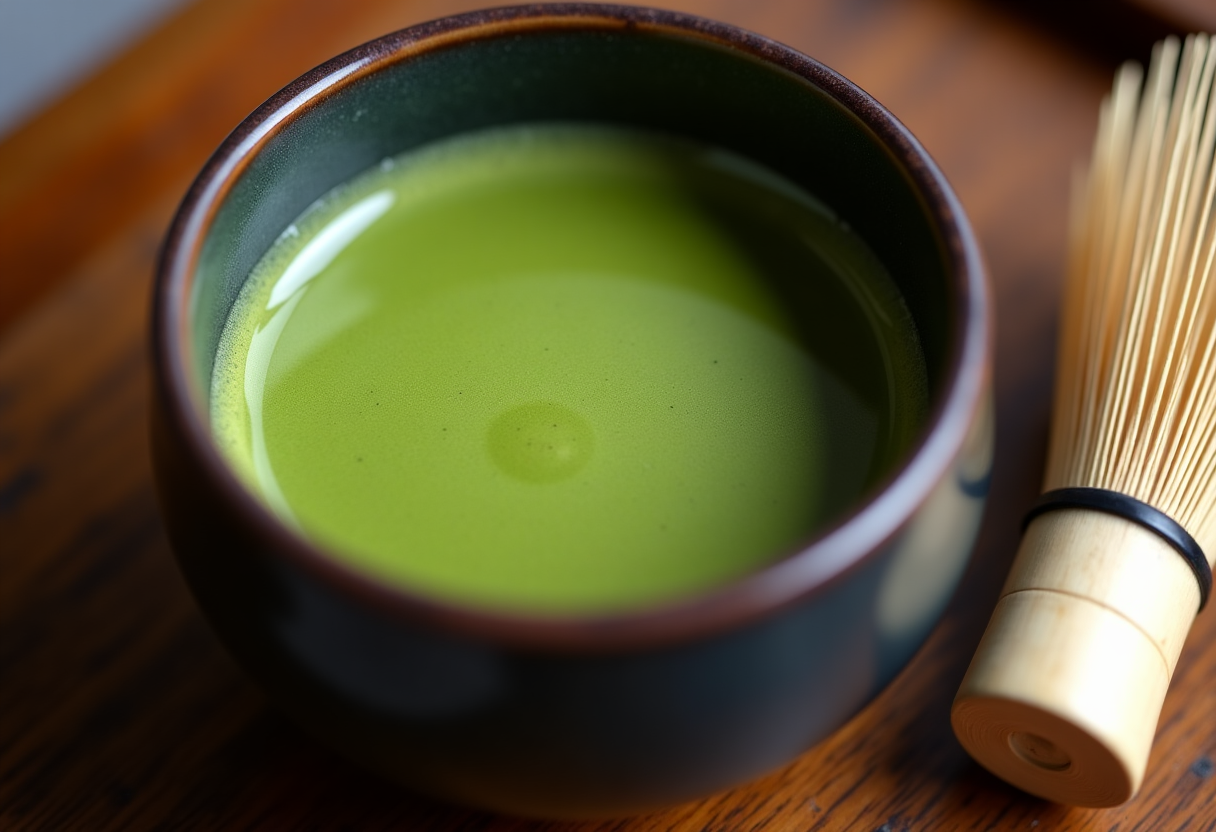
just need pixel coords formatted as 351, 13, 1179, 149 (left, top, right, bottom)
151, 4, 991, 819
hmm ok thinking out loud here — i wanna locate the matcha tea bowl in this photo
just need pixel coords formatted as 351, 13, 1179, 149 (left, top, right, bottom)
150, 3, 991, 819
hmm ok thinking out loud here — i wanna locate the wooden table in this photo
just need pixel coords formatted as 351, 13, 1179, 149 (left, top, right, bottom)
2, 0, 1213, 829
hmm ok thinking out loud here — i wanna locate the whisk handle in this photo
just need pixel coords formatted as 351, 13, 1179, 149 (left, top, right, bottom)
952, 510, 1203, 806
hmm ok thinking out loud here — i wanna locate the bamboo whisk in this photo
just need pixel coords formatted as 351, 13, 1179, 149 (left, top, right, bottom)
952, 34, 1216, 807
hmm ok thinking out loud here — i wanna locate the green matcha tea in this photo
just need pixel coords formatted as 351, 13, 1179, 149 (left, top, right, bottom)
211, 124, 928, 614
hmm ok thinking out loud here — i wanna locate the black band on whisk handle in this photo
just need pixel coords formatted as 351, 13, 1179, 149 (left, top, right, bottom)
1023, 487, 1211, 611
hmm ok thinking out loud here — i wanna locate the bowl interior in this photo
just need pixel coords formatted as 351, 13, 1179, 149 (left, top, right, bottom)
188, 21, 953, 415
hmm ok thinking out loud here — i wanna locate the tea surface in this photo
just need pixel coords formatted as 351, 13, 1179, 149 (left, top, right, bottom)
212, 125, 927, 613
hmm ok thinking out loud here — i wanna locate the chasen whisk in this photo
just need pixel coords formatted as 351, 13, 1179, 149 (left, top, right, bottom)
951, 34, 1216, 807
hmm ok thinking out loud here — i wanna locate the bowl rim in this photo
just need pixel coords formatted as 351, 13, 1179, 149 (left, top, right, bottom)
152, 2, 991, 652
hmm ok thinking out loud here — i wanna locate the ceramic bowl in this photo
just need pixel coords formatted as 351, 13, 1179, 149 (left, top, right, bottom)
151, 3, 991, 818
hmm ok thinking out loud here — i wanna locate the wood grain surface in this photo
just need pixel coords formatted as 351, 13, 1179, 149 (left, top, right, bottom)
1, 0, 1213, 829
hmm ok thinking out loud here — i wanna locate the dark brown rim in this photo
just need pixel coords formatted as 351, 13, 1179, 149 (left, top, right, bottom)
153, 3, 991, 652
